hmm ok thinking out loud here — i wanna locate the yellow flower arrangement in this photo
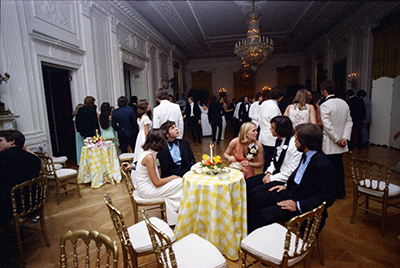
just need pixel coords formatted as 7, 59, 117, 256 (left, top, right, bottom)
201, 154, 225, 174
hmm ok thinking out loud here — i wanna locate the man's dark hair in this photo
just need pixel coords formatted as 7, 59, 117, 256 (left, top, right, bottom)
255, 92, 263, 100
160, 120, 176, 136
0, 130, 25, 148
156, 88, 169, 100
117, 96, 129, 107
346, 90, 354, 97
270, 116, 294, 138
169, 95, 175, 101
142, 128, 166, 151
357, 89, 367, 98
269, 86, 287, 100
320, 80, 337, 95
295, 123, 323, 151
130, 95, 138, 105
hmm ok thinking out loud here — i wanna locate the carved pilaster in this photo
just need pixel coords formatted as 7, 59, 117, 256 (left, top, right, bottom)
81, 0, 94, 17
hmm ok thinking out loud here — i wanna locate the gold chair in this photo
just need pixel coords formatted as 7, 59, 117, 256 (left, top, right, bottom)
350, 157, 400, 237
38, 154, 81, 205
104, 194, 175, 268
119, 153, 135, 163
241, 202, 326, 268
37, 147, 68, 167
4, 176, 50, 266
142, 209, 228, 268
121, 167, 166, 223
60, 230, 119, 268
105, 137, 120, 158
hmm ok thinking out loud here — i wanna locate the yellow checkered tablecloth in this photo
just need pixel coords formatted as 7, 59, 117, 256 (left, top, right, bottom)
77, 143, 121, 188
174, 168, 247, 261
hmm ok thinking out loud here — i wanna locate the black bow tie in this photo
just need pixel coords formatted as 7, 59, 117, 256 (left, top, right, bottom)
168, 140, 178, 147
275, 139, 283, 147
301, 153, 307, 164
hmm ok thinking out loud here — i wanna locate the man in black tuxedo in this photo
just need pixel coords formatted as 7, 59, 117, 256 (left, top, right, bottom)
208, 95, 223, 145
183, 96, 202, 144
247, 123, 336, 233
158, 120, 196, 178
239, 95, 251, 124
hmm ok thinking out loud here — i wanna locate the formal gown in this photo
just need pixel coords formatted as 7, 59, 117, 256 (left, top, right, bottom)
135, 150, 183, 225
133, 115, 152, 163
233, 142, 255, 179
73, 116, 84, 163
101, 122, 116, 139
287, 104, 310, 128
200, 105, 212, 136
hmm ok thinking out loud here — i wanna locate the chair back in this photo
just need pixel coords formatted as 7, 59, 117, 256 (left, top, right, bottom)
121, 167, 139, 218
282, 201, 326, 265
36, 154, 56, 177
60, 229, 119, 268
350, 157, 391, 195
104, 194, 139, 268
142, 209, 177, 268
11, 176, 48, 221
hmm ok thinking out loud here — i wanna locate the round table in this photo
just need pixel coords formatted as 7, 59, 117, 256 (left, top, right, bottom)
77, 142, 121, 188
174, 168, 247, 260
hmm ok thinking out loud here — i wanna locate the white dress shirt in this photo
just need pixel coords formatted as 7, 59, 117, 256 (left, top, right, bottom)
153, 100, 184, 139
258, 100, 282, 147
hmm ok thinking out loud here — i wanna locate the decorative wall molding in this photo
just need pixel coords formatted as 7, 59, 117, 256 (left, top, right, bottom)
121, 47, 147, 69
82, 0, 94, 17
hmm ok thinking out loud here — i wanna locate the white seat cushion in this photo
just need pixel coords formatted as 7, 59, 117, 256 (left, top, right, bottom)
53, 156, 68, 163
55, 168, 78, 179
128, 217, 175, 253
172, 234, 227, 268
358, 180, 400, 197
119, 153, 135, 161
241, 223, 306, 266
133, 190, 164, 204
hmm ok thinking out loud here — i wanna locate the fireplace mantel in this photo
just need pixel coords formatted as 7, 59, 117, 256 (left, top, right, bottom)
0, 115, 20, 130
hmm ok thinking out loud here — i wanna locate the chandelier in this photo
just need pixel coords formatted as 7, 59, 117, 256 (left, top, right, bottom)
234, 1, 274, 71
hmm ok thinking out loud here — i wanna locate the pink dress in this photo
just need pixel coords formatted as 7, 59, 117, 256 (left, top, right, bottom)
234, 142, 255, 179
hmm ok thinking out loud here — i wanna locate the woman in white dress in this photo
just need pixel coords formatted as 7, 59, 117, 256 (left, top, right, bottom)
133, 99, 152, 164
122, 129, 183, 226
284, 89, 316, 128
199, 100, 212, 136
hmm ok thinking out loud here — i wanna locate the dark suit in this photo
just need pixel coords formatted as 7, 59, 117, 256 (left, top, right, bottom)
247, 151, 336, 233
75, 106, 100, 138
347, 96, 366, 149
0, 147, 41, 224
239, 102, 251, 123
111, 105, 138, 154
208, 102, 223, 143
157, 139, 196, 178
185, 102, 202, 143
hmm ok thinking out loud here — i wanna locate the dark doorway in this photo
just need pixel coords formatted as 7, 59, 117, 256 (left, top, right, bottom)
333, 59, 347, 96
42, 65, 75, 160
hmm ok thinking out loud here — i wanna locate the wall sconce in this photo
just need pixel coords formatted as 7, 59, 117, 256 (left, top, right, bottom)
219, 87, 227, 93
262, 85, 271, 91
348, 72, 357, 89
0, 73, 10, 84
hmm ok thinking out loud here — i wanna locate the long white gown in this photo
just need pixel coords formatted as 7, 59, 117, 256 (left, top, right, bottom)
135, 150, 183, 225
200, 104, 212, 136
133, 115, 152, 163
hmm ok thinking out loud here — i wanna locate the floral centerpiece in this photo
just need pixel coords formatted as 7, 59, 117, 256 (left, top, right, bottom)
84, 130, 108, 148
201, 154, 226, 175
246, 143, 259, 161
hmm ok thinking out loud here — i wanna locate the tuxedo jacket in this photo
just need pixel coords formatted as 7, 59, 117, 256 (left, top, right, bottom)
111, 105, 138, 137
320, 95, 353, 155
184, 102, 201, 123
239, 102, 251, 122
157, 139, 196, 178
286, 151, 336, 217
153, 100, 184, 139
75, 106, 100, 138
208, 102, 223, 124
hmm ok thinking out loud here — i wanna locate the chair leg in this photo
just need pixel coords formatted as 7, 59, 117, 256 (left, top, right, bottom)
14, 224, 26, 266
381, 197, 388, 237
40, 210, 50, 247
365, 196, 369, 215
56, 180, 61, 206
75, 176, 82, 198
350, 192, 358, 224
317, 231, 324, 265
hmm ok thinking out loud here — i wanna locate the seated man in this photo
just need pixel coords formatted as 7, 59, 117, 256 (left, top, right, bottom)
247, 123, 336, 233
0, 130, 41, 224
157, 120, 196, 178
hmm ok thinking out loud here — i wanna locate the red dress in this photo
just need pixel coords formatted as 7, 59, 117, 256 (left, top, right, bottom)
234, 142, 255, 179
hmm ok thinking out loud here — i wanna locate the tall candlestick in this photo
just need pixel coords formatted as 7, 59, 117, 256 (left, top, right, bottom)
209, 142, 214, 162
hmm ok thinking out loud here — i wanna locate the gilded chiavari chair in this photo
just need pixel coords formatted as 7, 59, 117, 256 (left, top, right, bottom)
121, 167, 166, 223
350, 157, 400, 237
1, 176, 50, 266
142, 209, 228, 268
241, 202, 326, 268
39, 154, 81, 205
104, 194, 175, 268
59, 230, 119, 268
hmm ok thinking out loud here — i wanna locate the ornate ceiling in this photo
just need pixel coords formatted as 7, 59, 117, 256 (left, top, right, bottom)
126, 1, 367, 59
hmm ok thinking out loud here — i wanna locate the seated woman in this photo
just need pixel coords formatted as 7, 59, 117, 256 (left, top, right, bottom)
223, 122, 263, 179
246, 116, 302, 196
122, 128, 183, 226
284, 89, 316, 128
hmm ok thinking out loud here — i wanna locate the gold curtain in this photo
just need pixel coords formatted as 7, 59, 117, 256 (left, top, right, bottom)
277, 66, 299, 87
191, 71, 212, 97
371, 14, 400, 79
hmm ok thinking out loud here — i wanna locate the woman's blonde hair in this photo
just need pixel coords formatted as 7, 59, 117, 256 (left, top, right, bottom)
292, 89, 308, 110
238, 122, 257, 143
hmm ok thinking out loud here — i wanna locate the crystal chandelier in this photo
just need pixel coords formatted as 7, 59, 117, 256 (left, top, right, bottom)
234, 1, 274, 71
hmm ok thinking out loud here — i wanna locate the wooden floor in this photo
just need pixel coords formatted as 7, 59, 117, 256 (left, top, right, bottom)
2, 124, 400, 268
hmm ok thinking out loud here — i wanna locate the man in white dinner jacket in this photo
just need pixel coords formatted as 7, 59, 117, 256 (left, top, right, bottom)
249, 92, 264, 128
153, 88, 184, 139
319, 80, 353, 199
258, 86, 286, 172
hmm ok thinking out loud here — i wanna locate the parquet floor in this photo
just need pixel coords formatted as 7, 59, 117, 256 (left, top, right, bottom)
2, 124, 400, 267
